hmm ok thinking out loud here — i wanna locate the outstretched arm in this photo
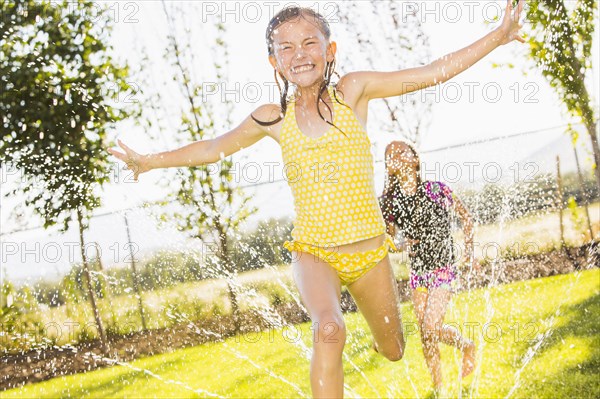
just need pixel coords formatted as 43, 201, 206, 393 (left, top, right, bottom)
107, 104, 278, 181
350, 0, 526, 100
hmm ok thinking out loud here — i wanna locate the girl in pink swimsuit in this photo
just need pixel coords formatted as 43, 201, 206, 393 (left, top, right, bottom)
380, 140, 482, 394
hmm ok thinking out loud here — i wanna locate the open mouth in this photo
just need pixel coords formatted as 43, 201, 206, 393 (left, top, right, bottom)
292, 64, 315, 74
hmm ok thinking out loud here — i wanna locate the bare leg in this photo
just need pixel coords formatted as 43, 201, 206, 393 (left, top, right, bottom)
426, 288, 476, 378
347, 254, 405, 361
413, 287, 476, 391
411, 288, 443, 390
291, 251, 346, 398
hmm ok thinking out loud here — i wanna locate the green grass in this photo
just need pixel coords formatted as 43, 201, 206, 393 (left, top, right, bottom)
5, 268, 598, 398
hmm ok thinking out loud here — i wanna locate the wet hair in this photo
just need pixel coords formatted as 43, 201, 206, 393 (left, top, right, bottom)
382, 140, 423, 200
251, 6, 348, 136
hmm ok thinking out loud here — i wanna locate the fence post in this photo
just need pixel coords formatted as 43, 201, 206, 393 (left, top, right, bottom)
124, 213, 147, 331
77, 208, 108, 353
556, 156, 565, 248
94, 242, 119, 328
556, 156, 580, 269
572, 144, 594, 240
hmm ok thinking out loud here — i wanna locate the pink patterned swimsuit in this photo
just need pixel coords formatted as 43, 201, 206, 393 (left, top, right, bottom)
380, 180, 460, 292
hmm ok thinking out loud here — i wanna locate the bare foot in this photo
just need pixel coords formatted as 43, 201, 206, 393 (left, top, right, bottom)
461, 340, 476, 377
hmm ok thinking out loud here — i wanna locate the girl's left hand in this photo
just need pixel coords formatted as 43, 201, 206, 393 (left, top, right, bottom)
497, 0, 526, 45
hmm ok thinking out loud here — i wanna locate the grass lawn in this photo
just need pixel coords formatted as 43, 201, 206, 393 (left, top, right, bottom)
4, 268, 599, 398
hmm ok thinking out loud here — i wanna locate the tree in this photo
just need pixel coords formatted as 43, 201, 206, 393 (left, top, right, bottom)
1, 0, 139, 350
523, 0, 599, 189
140, 2, 257, 331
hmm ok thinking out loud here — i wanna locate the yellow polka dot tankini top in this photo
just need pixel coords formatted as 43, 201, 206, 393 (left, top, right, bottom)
280, 84, 386, 247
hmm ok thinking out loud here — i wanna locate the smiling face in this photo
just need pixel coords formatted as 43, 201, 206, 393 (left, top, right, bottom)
385, 141, 420, 181
268, 15, 336, 88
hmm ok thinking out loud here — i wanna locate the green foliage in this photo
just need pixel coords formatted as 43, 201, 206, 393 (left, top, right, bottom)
41, 250, 206, 301
162, 302, 189, 326
1, 280, 45, 351
229, 218, 294, 272
0, 280, 19, 328
523, 0, 600, 186
31, 281, 66, 307
525, 0, 597, 124
561, 170, 599, 205
58, 259, 105, 301
245, 279, 295, 308
1, 0, 139, 231
138, 250, 204, 291
567, 196, 587, 236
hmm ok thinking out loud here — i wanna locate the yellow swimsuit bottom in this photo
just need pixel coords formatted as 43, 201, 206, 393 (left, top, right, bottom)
284, 234, 397, 286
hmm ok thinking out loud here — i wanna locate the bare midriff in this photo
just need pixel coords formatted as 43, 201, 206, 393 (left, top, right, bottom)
333, 233, 386, 254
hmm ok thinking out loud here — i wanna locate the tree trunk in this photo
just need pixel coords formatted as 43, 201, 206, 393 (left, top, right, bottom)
584, 119, 600, 191
226, 279, 241, 334
77, 208, 108, 352
221, 252, 241, 333
215, 222, 240, 333
556, 4, 600, 192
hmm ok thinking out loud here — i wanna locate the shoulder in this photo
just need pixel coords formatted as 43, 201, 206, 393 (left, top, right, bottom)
251, 103, 283, 122
423, 180, 455, 207
337, 71, 373, 91
335, 72, 371, 105
249, 103, 285, 139
424, 180, 453, 193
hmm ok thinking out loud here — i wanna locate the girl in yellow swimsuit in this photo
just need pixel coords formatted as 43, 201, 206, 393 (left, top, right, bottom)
108, 4, 525, 397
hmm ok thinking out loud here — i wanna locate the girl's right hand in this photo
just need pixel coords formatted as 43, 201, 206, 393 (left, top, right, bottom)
107, 139, 152, 182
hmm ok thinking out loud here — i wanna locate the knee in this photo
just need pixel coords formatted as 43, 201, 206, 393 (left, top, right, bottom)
421, 321, 441, 344
377, 333, 406, 362
313, 312, 346, 350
